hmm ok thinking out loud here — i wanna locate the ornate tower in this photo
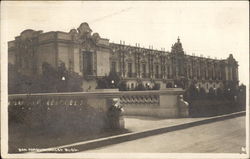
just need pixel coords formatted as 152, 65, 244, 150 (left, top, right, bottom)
171, 37, 187, 88
171, 37, 185, 75
171, 36, 184, 55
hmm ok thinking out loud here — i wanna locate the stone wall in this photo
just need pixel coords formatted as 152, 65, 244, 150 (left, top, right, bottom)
58, 43, 70, 68
96, 50, 110, 76
37, 43, 57, 73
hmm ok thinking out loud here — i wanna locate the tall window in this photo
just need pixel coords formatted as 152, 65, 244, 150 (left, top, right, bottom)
142, 63, 146, 78
128, 63, 132, 77
167, 66, 170, 78
86, 52, 92, 75
162, 66, 165, 78
111, 61, 116, 73
155, 65, 159, 78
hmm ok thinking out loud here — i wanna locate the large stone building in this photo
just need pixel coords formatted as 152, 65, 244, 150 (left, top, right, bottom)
8, 22, 239, 92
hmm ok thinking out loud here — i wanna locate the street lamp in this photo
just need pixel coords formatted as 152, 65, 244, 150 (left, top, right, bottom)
60, 76, 67, 92
111, 80, 115, 88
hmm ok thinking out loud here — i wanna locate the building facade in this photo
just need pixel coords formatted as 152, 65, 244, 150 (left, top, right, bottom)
8, 22, 239, 92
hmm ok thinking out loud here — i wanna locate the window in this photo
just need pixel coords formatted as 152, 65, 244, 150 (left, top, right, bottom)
167, 66, 170, 78
155, 65, 159, 78
128, 63, 132, 77
142, 64, 146, 78
162, 66, 165, 78
111, 61, 116, 72
86, 52, 92, 75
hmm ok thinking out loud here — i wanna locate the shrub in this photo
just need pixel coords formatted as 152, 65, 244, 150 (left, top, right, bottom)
152, 83, 160, 90
118, 80, 127, 91
96, 76, 109, 89
96, 72, 121, 89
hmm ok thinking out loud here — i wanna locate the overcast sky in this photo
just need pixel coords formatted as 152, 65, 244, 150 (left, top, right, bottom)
1, 1, 249, 85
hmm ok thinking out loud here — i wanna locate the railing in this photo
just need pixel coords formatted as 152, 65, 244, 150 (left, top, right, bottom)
8, 89, 178, 107
120, 94, 160, 107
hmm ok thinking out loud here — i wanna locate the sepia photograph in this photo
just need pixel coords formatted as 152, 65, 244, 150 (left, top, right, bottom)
1, 1, 249, 158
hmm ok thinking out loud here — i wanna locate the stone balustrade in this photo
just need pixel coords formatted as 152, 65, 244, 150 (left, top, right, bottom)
118, 88, 189, 117
8, 88, 189, 131
9, 91, 120, 109
8, 91, 122, 131
120, 94, 160, 107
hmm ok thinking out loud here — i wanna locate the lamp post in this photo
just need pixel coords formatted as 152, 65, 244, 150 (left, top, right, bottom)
111, 80, 115, 88
61, 76, 67, 92
146, 83, 150, 89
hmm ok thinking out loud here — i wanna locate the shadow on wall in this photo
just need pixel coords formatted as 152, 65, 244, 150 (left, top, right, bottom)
188, 99, 243, 117
184, 84, 246, 117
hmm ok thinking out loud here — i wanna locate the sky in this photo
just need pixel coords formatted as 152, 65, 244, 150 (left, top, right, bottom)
1, 1, 249, 85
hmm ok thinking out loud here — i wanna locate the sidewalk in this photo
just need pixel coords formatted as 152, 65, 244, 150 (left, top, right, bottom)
124, 116, 206, 132
33, 111, 245, 153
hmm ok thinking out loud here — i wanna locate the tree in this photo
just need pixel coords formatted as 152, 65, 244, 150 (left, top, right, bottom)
118, 80, 127, 91
40, 62, 58, 92
8, 63, 41, 94
186, 84, 199, 100
208, 87, 216, 99
106, 71, 121, 88
96, 76, 109, 89
55, 62, 83, 92
152, 83, 160, 90
198, 87, 206, 99
8, 62, 83, 94
96, 72, 121, 89
216, 88, 223, 99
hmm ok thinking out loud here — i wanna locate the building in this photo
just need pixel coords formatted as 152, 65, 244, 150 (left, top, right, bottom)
8, 22, 239, 92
